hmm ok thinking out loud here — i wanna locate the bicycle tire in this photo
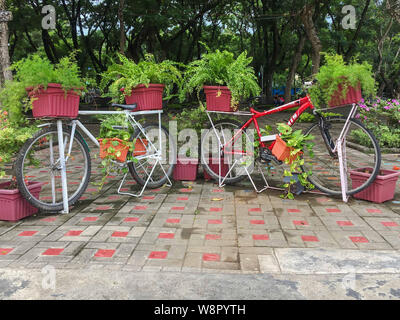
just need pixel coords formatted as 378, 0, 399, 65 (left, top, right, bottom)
127, 123, 176, 188
200, 119, 253, 184
301, 116, 381, 196
15, 125, 91, 212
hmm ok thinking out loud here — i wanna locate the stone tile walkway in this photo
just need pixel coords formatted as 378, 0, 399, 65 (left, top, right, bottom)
0, 151, 399, 274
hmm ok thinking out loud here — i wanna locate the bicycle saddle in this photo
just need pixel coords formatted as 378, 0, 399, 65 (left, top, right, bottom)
112, 103, 137, 111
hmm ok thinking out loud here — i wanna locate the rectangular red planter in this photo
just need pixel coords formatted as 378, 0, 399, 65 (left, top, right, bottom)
173, 158, 198, 181
123, 84, 164, 111
350, 167, 400, 203
0, 181, 43, 221
203, 86, 233, 112
203, 157, 229, 180
328, 83, 362, 108
98, 138, 129, 162
27, 83, 81, 119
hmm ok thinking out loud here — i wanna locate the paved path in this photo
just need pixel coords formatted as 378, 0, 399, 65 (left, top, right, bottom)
1, 111, 400, 299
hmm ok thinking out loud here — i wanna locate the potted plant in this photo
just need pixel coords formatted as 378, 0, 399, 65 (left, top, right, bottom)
0, 111, 42, 221
179, 43, 261, 112
95, 114, 137, 191
308, 53, 376, 109
273, 123, 315, 199
350, 168, 400, 203
100, 53, 183, 111
0, 53, 85, 121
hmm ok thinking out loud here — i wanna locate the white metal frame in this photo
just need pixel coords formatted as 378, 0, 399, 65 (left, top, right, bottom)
54, 109, 172, 213
205, 105, 359, 200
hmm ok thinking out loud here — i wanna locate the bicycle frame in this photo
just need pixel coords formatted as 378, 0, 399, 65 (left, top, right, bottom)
223, 96, 314, 156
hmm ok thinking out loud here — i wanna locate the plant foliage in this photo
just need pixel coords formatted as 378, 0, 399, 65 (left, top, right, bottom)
100, 53, 183, 103
179, 43, 261, 110
309, 53, 376, 109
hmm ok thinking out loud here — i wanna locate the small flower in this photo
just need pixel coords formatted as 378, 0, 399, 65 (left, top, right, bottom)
360, 98, 365, 103
355, 113, 360, 118
384, 105, 391, 110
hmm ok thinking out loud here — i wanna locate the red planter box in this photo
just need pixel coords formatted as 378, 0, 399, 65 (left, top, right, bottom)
350, 167, 400, 203
203, 86, 233, 112
173, 158, 198, 181
123, 84, 164, 111
26, 83, 81, 118
0, 181, 43, 221
203, 157, 229, 180
328, 83, 362, 108
98, 138, 129, 162
271, 135, 301, 164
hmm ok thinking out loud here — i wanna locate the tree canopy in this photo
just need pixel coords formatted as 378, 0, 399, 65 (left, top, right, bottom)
4, 0, 400, 99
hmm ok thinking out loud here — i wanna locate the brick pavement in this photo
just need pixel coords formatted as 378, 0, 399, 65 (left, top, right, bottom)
1, 143, 400, 274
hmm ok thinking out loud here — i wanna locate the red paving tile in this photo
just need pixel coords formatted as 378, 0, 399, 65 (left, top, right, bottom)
166, 218, 180, 224
158, 233, 175, 239
149, 251, 168, 259
293, 220, 308, 226
301, 235, 319, 242
249, 208, 261, 212
18, 231, 38, 237
382, 221, 399, 227
41, 217, 57, 222
177, 197, 189, 201
336, 220, 354, 226
172, 206, 185, 211
42, 248, 64, 256
252, 234, 269, 240
111, 231, 129, 237
94, 249, 115, 258
250, 220, 265, 225
208, 219, 222, 224
367, 209, 382, 214
203, 253, 220, 261
124, 217, 139, 222
326, 208, 341, 213
349, 236, 369, 243
64, 230, 83, 236
210, 207, 223, 212
133, 205, 147, 210
287, 209, 301, 213
82, 217, 98, 222
205, 234, 221, 240
0, 248, 13, 255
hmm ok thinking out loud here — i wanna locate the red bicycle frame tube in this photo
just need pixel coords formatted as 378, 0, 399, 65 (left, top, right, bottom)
223, 95, 314, 155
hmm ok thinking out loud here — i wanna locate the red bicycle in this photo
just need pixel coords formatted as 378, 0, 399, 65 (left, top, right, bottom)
200, 86, 381, 196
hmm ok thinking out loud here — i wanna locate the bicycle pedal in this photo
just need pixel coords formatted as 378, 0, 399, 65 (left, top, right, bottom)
259, 148, 282, 165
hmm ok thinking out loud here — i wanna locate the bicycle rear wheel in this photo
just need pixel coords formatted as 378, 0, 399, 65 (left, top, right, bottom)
301, 116, 381, 196
15, 125, 91, 212
127, 123, 176, 188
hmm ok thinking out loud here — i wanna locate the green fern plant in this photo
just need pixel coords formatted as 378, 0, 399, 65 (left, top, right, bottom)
0, 53, 85, 125
179, 44, 261, 110
309, 53, 376, 109
100, 53, 183, 103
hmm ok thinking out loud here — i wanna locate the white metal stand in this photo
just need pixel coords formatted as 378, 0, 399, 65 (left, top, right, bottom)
56, 109, 172, 213
205, 106, 357, 199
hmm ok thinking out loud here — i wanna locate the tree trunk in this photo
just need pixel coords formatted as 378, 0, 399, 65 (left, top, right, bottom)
284, 32, 305, 102
118, 0, 126, 54
300, 4, 322, 76
0, 0, 12, 84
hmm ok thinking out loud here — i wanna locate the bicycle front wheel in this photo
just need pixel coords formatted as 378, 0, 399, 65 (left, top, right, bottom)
128, 123, 176, 189
15, 125, 91, 212
200, 119, 254, 185
302, 116, 381, 196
